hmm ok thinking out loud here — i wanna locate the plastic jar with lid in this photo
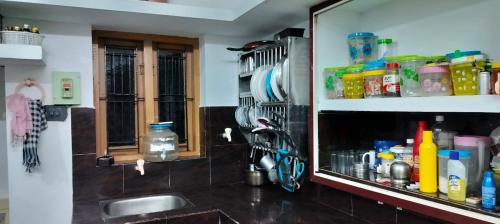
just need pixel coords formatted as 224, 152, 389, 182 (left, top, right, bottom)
377, 152, 395, 177
377, 38, 394, 59
384, 62, 400, 97
347, 32, 377, 64
449, 57, 486, 95
343, 73, 364, 99
417, 63, 452, 96
143, 122, 179, 162
399, 56, 427, 97
323, 66, 346, 99
363, 69, 384, 98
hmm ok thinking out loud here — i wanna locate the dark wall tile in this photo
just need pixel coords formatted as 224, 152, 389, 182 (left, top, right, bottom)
73, 154, 123, 202
72, 200, 104, 224
170, 158, 210, 191
71, 108, 96, 155
205, 107, 248, 146
352, 195, 396, 224
123, 162, 170, 195
210, 144, 247, 186
316, 185, 353, 215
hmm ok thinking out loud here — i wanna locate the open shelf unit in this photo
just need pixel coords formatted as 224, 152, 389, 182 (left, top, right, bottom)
310, 0, 500, 223
0, 44, 44, 66
319, 95, 500, 113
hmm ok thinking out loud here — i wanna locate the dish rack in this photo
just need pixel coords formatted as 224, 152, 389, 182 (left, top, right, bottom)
236, 36, 309, 191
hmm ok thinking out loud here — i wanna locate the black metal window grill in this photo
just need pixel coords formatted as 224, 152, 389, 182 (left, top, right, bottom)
157, 50, 188, 145
105, 47, 137, 148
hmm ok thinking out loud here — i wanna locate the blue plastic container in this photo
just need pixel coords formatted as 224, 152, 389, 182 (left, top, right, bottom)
373, 140, 403, 167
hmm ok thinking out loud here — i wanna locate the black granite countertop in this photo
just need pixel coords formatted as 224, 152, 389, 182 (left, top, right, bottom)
73, 182, 369, 224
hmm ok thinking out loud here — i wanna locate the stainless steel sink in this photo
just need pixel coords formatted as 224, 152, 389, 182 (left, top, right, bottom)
100, 193, 194, 219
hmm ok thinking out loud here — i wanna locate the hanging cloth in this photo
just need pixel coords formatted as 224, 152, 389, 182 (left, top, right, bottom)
23, 99, 47, 172
6, 93, 32, 144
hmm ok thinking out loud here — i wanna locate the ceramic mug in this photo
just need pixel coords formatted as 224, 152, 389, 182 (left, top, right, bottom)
362, 150, 376, 170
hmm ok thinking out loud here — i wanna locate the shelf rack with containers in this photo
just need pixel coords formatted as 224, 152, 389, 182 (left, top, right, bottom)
310, 0, 500, 223
237, 36, 310, 173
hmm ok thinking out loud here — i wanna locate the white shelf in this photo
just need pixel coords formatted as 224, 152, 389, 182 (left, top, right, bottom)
318, 95, 500, 113
0, 44, 44, 66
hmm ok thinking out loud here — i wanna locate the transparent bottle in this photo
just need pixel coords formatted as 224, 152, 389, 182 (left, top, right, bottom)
431, 115, 448, 148
143, 122, 179, 162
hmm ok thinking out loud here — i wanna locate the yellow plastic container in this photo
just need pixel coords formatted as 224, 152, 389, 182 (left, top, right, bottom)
343, 73, 364, 99
449, 60, 486, 95
419, 131, 437, 193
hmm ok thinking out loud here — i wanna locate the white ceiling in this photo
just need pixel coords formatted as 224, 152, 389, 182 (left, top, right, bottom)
0, 0, 324, 38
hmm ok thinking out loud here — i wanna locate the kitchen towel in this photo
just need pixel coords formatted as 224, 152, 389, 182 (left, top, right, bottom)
6, 93, 32, 145
23, 99, 47, 172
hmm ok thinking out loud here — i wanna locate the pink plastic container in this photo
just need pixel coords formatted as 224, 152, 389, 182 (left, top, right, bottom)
417, 64, 452, 96
454, 135, 492, 194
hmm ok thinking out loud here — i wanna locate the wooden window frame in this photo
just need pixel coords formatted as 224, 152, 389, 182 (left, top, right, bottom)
92, 31, 201, 163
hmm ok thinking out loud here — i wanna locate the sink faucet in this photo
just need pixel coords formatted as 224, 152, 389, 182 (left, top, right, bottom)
135, 159, 145, 175
222, 128, 232, 142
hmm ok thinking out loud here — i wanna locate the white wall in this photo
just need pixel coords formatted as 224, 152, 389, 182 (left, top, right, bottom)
200, 35, 252, 106
3, 18, 93, 224
0, 66, 8, 200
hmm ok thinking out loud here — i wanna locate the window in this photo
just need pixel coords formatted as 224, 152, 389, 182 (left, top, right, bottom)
92, 31, 200, 163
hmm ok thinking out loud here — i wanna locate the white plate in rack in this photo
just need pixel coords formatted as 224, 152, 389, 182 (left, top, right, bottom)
271, 62, 285, 101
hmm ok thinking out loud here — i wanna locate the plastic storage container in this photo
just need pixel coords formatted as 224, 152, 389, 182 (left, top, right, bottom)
399, 56, 427, 97
377, 152, 395, 177
343, 73, 364, 99
417, 64, 452, 96
347, 32, 376, 64
450, 58, 486, 95
143, 122, 179, 162
363, 69, 384, 98
454, 136, 492, 194
323, 66, 346, 99
377, 38, 393, 59
426, 56, 446, 64
390, 145, 413, 166
373, 140, 402, 168
437, 149, 471, 194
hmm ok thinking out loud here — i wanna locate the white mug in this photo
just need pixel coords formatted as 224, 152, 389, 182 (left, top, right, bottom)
362, 150, 376, 170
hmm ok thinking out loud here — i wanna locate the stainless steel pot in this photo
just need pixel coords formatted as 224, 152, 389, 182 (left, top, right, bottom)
245, 169, 267, 186
390, 161, 411, 188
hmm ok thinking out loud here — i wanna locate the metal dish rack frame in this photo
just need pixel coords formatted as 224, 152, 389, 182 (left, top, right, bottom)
237, 36, 309, 161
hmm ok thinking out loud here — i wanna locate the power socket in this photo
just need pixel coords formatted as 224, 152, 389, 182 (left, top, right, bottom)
44, 105, 68, 121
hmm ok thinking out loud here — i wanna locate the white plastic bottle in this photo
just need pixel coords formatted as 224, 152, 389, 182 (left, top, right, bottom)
447, 151, 467, 202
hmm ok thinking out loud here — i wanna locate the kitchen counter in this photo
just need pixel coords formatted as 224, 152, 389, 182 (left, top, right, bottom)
73, 182, 369, 224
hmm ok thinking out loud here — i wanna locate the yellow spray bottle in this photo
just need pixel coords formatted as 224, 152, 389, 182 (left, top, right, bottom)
419, 131, 437, 193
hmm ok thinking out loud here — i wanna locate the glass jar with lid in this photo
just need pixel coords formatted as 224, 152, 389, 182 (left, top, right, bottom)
143, 122, 179, 162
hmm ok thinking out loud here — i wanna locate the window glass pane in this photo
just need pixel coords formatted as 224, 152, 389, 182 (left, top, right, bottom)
157, 50, 187, 145
105, 47, 137, 147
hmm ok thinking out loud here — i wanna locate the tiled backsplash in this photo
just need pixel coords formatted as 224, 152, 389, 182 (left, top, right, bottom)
71, 107, 247, 202
71, 107, 445, 224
